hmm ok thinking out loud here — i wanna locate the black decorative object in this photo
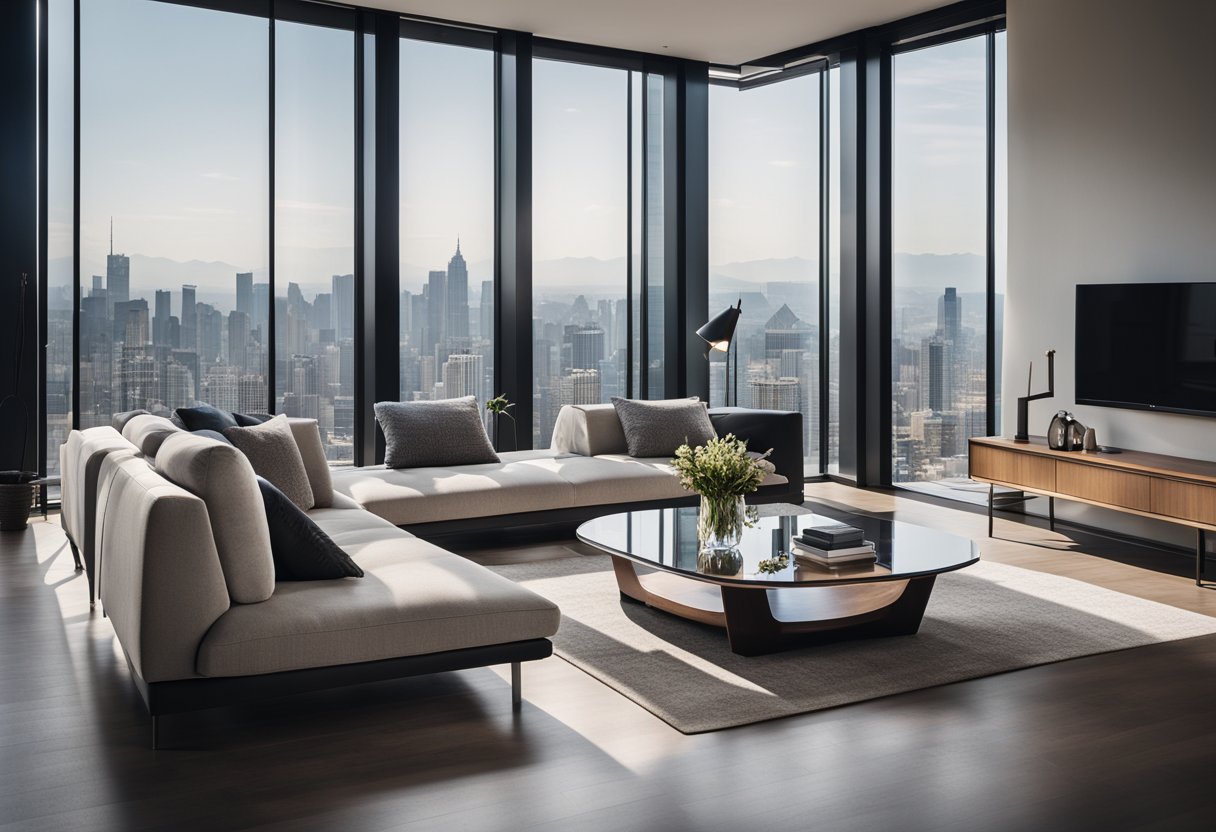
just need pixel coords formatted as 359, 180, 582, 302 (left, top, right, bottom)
1048, 411, 1087, 451
0, 273, 36, 531
697, 299, 743, 406
1014, 349, 1055, 443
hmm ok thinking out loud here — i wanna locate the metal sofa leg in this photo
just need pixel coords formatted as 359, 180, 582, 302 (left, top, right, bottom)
511, 662, 522, 710
68, 540, 83, 572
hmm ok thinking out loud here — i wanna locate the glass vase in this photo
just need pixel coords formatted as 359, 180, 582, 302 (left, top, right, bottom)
697, 494, 746, 576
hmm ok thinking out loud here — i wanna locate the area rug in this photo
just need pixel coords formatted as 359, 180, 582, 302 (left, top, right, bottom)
488, 555, 1216, 733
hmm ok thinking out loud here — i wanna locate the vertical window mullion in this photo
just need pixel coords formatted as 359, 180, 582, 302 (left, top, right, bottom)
985, 31, 996, 437
267, 11, 276, 414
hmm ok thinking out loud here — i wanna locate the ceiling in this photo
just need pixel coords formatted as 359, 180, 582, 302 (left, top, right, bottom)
360, 0, 954, 65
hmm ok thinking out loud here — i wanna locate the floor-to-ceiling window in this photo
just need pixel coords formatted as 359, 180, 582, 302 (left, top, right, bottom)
891, 32, 1005, 493
44, 0, 74, 493
531, 57, 665, 449
709, 72, 822, 474
275, 18, 356, 463
399, 34, 496, 432
78, 0, 269, 429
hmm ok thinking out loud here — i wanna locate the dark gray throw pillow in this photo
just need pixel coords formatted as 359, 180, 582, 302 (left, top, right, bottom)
256, 477, 363, 581
375, 396, 500, 469
611, 397, 716, 458
175, 404, 238, 432
223, 414, 315, 511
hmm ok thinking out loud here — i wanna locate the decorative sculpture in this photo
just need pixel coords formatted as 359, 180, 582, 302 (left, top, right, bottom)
1014, 349, 1055, 443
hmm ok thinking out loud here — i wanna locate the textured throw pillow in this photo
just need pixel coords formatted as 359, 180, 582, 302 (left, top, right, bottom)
375, 397, 500, 469
175, 404, 239, 432
611, 397, 716, 458
256, 477, 363, 581
223, 414, 315, 511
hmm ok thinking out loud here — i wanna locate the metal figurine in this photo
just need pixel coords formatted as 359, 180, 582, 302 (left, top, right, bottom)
1014, 348, 1055, 443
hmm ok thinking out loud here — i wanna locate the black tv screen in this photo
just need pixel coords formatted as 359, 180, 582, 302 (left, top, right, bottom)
1075, 282, 1216, 418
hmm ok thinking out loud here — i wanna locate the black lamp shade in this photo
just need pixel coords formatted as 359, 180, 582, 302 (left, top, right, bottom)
697, 300, 742, 352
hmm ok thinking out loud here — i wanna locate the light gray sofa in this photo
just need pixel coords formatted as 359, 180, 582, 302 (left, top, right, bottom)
63, 416, 559, 748
332, 403, 803, 535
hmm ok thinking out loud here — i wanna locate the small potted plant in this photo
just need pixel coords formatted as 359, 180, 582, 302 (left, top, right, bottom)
671, 434, 772, 575
485, 394, 517, 451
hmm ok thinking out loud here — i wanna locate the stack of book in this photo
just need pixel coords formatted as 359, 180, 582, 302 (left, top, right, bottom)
791, 521, 876, 568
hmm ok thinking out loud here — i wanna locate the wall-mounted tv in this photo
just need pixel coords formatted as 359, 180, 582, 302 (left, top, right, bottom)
1075, 282, 1216, 418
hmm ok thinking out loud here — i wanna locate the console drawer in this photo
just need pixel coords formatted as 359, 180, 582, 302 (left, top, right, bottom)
1055, 461, 1151, 511
1151, 479, 1216, 525
970, 445, 1056, 491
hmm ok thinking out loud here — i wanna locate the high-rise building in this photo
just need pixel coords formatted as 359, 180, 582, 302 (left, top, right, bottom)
559, 368, 601, 406
181, 284, 197, 350
332, 274, 355, 341
236, 272, 254, 318
426, 270, 446, 355
445, 241, 469, 341
749, 377, 801, 411
105, 223, 130, 317
228, 310, 251, 372
919, 337, 948, 413
568, 324, 605, 371
938, 286, 961, 345
153, 290, 171, 346
479, 280, 493, 344
442, 351, 483, 400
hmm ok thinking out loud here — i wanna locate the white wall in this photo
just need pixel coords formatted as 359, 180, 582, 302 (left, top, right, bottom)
1003, 0, 1216, 542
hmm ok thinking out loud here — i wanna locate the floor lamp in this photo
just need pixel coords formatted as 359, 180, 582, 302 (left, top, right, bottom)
697, 300, 742, 407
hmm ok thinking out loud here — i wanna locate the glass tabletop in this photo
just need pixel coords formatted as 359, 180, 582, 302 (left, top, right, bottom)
576, 502, 980, 587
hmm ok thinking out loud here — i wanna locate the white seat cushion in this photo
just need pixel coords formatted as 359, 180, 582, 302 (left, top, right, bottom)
331, 453, 577, 526
195, 517, 560, 678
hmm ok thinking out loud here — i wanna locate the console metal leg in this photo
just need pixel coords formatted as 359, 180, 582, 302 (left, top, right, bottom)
987, 484, 994, 538
1198, 529, 1207, 587
511, 662, 522, 710
1048, 497, 1055, 532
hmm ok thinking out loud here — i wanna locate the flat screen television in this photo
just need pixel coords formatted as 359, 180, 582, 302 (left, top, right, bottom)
1075, 282, 1216, 418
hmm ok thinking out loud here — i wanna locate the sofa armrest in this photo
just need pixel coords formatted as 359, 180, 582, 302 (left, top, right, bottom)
708, 408, 803, 495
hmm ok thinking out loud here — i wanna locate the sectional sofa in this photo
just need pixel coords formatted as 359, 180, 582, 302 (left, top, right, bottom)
60, 403, 802, 748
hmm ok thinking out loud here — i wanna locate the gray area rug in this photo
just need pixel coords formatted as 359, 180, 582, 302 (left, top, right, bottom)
489, 556, 1216, 733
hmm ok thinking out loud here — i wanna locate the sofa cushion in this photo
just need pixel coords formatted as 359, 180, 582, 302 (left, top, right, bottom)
111, 409, 150, 432
155, 432, 276, 604
224, 414, 315, 511
287, 418, 334, 508
375, 396, 499, 469
233, 412, 273, 426
122, 414, 183, 457
195, 527, 560, 677
331, 452, 576, 526
550, 403, 629, 456
256, 477, 362, 581
611, 397, 715, 457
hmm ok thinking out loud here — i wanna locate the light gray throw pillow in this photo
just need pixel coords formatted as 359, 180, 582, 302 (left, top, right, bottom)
610, 397, 716, 458
375, 396, 500, 469
223, 414, 315, 511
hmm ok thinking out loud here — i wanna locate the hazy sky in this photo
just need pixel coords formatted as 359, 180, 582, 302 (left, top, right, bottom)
68, 0, 1005, 294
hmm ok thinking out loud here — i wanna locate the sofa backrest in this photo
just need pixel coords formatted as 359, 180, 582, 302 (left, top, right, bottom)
155, 432, 276, 604
550, 403, 629, 456
96, 452, 230, 684
59, 426, 139, 560
122, 413, 183, 458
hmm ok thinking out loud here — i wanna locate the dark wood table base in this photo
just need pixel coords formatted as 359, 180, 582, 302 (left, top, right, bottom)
610, 555, 937, 656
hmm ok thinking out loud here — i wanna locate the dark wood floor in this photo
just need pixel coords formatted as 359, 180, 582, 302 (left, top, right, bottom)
1, 484, 1213, 832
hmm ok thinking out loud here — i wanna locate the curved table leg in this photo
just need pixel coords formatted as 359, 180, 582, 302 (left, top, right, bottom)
720, 576, 938, 656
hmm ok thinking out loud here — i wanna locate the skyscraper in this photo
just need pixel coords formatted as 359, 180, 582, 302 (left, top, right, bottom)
332, 274, 355, 341
479, 280, 493, 344
938, 287, 960, 344
181, 284, 197, 350
228, 310, 251, 372
105, 220, 130, 317
236, 272, 254, 318
426, 270, 446, 356
442, 351, 482, 400
153, 289, 171, 347
445, 241, 470, 341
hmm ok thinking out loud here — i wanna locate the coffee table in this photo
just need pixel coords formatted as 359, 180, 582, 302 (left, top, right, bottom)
577, 503, 980, 656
